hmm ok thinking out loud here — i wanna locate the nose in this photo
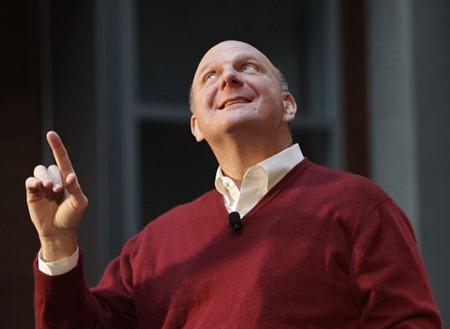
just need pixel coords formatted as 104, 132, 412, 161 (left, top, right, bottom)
220, 67, 243, 89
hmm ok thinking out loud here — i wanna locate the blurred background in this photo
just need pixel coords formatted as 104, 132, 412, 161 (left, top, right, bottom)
1, 0, 449, 327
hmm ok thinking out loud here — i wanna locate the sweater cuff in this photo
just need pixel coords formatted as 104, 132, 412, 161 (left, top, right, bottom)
34, 248, 86, 299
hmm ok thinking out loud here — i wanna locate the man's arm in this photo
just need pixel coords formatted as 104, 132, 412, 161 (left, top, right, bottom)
26, 132, 99, 328
25, 131, 87, 262
350, 200, 442, 328
34, 245, 137, 329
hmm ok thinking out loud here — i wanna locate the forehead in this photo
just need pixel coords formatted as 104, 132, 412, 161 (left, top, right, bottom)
194, 41, 273, 80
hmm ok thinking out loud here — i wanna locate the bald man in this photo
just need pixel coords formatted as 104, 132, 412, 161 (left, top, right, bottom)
28, 41, 442, 328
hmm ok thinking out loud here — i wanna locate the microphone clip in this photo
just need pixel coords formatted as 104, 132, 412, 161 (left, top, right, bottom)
229, 211, 243, 232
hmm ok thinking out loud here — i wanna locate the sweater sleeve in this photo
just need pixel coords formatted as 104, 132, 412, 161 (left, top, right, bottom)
349, 199, 442, 328
34, 248, 136, 329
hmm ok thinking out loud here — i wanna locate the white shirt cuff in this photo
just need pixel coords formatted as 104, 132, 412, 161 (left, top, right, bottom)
38, 247, 79, 276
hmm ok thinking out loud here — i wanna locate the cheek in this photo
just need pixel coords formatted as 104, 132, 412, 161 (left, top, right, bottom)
259, 91, 285, 113
196, 86, 217, 108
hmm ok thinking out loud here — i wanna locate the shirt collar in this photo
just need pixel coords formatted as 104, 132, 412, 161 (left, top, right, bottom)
259, 143, 304, 192
215, 144, 304, 211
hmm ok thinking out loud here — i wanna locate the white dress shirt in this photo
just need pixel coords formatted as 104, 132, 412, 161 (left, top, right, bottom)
215, 143, 304, 217
39, 144, 304, 276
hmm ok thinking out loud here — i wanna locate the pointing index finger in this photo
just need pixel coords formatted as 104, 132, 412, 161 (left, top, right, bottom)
46, 131, 74, 175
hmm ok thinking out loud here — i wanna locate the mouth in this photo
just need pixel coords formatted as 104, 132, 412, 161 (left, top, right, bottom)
218, 98, 251, 110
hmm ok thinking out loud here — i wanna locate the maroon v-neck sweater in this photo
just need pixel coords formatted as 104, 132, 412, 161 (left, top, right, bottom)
34, 159, 442, 328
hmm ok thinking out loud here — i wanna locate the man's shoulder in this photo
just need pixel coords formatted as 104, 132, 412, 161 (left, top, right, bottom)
294, 159, 391, 202
144, 189, 221, 227
127, 189, 222, 250
171, 189, 221, 213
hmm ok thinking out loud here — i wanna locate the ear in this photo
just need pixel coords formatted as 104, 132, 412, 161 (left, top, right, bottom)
190, 114, 205, 142
282, 92, 297, 123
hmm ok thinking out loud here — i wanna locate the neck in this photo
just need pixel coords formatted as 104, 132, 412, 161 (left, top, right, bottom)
211, 137, 292, 189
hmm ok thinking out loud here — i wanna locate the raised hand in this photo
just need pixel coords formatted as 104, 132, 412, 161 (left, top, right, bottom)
25, 131, 88, 261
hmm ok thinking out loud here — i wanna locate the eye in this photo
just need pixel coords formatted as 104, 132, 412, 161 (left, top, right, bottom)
242, 64, 257, 73
204, 72, 218, 82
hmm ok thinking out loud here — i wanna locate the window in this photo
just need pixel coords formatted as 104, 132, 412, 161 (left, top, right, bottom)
134, 0, 342, 225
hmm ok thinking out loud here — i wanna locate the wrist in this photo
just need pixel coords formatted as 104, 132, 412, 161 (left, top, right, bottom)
39, 234, 78, 262
38, 247, 79, 275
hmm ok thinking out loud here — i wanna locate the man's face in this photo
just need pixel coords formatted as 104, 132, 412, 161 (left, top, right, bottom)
190, 41, 296, 145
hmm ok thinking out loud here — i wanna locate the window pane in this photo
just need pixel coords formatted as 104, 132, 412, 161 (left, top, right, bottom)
136, 0, 325, 115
